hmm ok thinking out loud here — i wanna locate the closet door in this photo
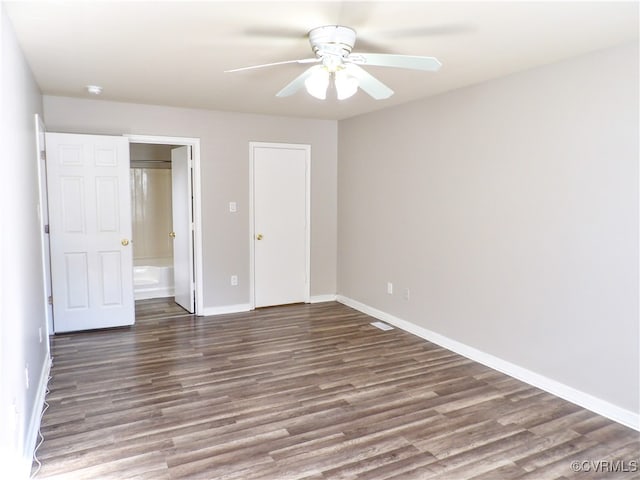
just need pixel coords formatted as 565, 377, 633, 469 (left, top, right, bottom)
250, 143, 310, 308
46, 133, 134, 332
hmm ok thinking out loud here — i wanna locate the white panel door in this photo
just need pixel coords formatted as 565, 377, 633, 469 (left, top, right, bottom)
46, 133, 134, 332
171, 146, 194, 313
252, 144, 309, 308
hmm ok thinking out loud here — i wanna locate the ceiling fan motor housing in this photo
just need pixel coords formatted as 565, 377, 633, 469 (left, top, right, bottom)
309, 25, 356, 58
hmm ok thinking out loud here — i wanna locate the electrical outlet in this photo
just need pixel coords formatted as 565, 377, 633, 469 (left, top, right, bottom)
39, 327, 42, 343
25, 365, 29, 390
387, 282, 393, 295
229, 201, 237, 213
404, 288, 410, 300
231, 275, 238, 286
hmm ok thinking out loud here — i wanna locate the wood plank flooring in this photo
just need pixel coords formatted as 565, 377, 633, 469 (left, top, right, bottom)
33, 299, 639, 479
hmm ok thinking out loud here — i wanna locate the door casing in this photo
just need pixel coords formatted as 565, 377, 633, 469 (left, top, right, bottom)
35, 114, 53, 334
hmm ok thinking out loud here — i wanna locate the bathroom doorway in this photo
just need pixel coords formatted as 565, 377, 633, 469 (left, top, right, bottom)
127, 135, 202, 315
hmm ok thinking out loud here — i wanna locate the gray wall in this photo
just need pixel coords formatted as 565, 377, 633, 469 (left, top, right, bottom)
43, 97, 338, 309
338, 42, 639, 414
0, 6, 49, 473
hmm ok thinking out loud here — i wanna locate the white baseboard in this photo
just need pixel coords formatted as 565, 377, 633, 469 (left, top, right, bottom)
309, 294, 337, 304
200, 304, 252, 316
336, 295, 639, 431
22, 355, 52, 478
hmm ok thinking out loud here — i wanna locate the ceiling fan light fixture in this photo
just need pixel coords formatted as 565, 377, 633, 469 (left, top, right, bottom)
304, 67, 330, 100
334, 70, 359, 100
86, 85, 103, 95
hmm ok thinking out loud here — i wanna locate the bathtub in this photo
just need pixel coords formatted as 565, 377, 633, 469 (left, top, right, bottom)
133, 257, 174, 300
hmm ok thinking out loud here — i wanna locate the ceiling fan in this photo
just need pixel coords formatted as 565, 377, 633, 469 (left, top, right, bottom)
225, 25, 442, 100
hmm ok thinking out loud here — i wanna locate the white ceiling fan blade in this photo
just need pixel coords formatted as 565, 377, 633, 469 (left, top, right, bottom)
344, 64, 394, 100
276, 65, 322, 97
225, 58, 318, 73
348, 53, 442, 72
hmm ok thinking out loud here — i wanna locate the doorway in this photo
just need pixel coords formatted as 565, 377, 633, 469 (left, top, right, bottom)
127, 135, 202, 315
250, 142, 310, 308
41, 132, 202, 333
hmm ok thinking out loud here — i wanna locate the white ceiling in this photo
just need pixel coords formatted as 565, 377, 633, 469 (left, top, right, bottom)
5, 1, 639, 120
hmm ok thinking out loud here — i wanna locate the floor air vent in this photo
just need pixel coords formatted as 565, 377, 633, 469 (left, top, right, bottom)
370, 321, 394, 331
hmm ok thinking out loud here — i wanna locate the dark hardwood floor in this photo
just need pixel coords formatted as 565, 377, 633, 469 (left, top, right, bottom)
33, 299, 639, 479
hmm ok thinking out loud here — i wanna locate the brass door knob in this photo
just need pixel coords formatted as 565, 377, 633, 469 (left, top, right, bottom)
256, 234, 263, 240
169, 232, 176, 238
121, 239, 130, 246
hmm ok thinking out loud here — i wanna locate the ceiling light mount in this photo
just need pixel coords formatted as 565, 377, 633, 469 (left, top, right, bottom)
309, 25, 356, 58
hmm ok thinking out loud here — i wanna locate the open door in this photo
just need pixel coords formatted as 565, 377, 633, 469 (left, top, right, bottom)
171, 146, 195, 313
46, 133, 134, 332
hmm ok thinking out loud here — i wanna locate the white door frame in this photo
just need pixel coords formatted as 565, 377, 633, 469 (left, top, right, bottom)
34, 114, 53, 335
125, 134, 203, 316
249, 142, 311, 309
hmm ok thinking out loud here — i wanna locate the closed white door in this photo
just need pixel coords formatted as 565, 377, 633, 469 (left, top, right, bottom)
251, 143, 310, 308
46, 133, 134, 332
171, 146, 194, 313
